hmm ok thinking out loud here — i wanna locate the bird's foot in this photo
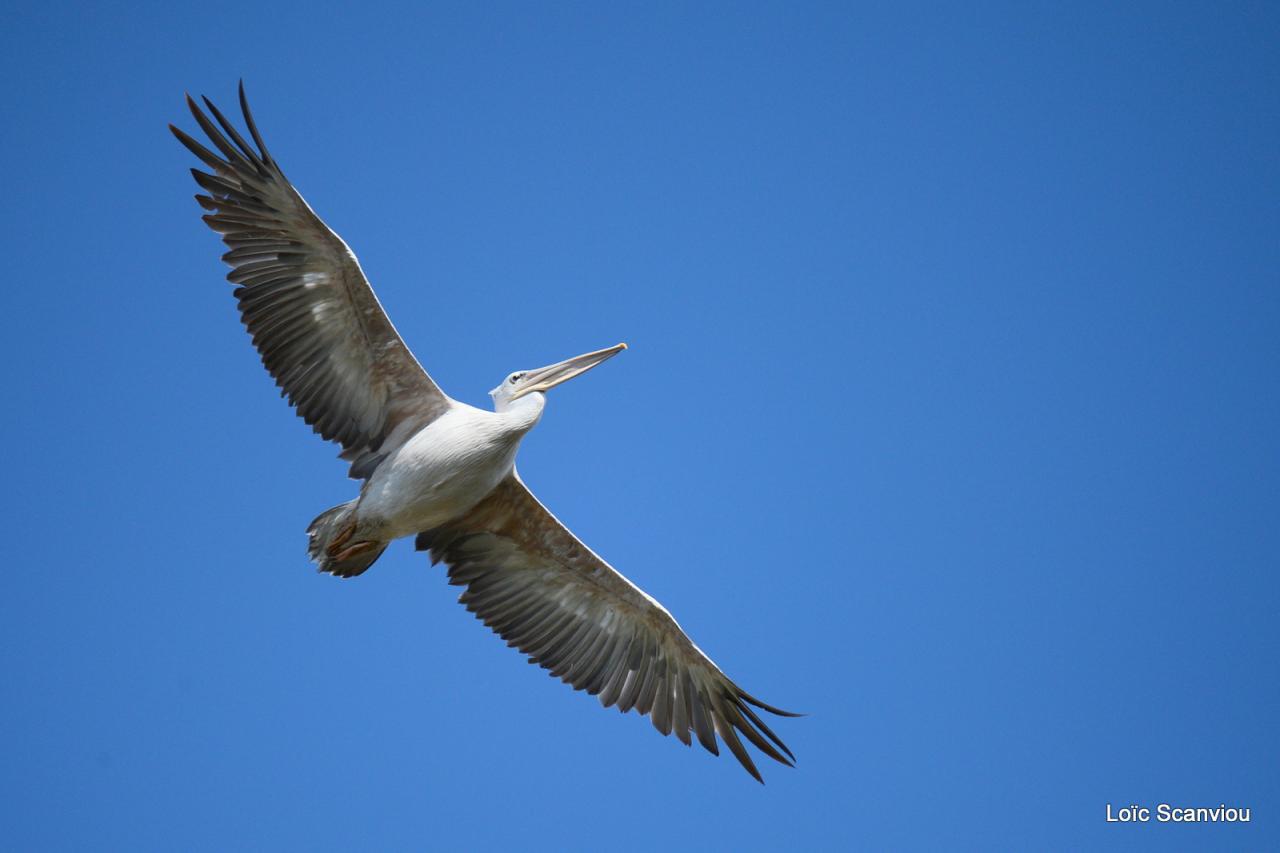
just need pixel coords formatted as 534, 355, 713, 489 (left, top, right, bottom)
327, 519, 357, 556
333, 540, 380, 563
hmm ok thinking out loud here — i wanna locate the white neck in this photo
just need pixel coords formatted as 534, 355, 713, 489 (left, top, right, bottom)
495, 391, 546, 435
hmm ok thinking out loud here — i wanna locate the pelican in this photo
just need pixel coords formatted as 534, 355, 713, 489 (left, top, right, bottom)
171, 84, 798, 781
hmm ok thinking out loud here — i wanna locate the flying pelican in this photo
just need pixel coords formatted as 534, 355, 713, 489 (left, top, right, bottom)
170, 84, 798, 781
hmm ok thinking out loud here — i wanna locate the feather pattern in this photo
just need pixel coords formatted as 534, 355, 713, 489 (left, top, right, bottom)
170, 83, 451, 478
416, 474, 798, 782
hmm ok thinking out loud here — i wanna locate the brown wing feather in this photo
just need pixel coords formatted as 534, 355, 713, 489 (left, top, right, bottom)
416, 474, 799, 782
171, 83, 451, 479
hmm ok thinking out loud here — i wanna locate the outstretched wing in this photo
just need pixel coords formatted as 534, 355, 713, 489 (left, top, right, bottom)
170, 83, 451, 479
416, 474, 799, 782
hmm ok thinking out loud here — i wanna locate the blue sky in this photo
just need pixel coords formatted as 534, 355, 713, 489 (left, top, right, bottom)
2, 2, 1277, 850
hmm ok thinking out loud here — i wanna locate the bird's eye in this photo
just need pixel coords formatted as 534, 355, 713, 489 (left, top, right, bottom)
509, 373, 522, 384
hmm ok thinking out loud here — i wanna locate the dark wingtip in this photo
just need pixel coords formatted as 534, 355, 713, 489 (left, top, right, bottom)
740, 691, 805, 718
170, 125, 225, 171
237, 79, 275, 168
198, 90, 266, 171
735, 700, 797, 763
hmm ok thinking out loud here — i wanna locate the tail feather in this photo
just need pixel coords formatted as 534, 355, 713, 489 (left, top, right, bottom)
306, 500, 387, 578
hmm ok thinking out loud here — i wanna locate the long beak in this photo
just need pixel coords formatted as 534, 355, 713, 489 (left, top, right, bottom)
511, 343, 627, 398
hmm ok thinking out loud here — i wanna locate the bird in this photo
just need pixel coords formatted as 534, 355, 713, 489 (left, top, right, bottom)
170, 83, 798, 782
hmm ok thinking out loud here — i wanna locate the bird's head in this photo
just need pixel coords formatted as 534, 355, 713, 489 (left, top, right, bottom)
490, 342, 627, 412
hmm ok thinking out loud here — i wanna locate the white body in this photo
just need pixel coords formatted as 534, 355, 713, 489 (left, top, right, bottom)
357, 395, 545, 540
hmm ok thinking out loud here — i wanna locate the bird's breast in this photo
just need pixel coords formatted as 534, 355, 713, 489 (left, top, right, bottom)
356, 408, 521, 539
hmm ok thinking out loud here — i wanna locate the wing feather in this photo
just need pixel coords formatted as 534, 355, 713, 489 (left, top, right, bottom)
172, 84, 451, 478
416, 474, 799, 781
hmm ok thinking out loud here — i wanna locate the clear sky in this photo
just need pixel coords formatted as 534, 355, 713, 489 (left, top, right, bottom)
2, 2, 1277, 850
